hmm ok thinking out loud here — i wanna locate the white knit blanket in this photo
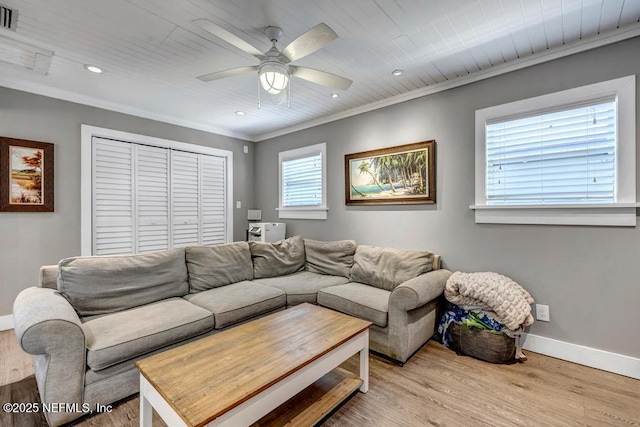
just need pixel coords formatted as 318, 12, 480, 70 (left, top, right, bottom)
444, 272, 535, 331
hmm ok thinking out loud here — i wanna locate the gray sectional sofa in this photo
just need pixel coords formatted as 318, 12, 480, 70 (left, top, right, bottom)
13, 236, 451, 426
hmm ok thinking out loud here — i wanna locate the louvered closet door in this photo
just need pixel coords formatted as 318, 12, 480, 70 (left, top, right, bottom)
201, 155, 226, 245
92, 137, 228, 255
92, 137, 134, 255
135, 144, 170, 253
171, 151, 200, 247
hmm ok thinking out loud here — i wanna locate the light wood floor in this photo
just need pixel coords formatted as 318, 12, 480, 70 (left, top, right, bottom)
1, 329, 638, 426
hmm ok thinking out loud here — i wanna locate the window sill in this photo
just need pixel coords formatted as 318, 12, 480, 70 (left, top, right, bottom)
470, 204, 639, 227
276, 207, 328, 220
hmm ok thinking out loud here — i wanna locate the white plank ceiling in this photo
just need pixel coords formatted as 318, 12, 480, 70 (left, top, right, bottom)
0, 0, 639, 141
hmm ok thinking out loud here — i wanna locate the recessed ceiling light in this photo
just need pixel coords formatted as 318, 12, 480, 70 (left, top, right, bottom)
330, 93, 339, 98
391, 69, 403, 76
235, 110, 246, 116
84, 64, 103, 74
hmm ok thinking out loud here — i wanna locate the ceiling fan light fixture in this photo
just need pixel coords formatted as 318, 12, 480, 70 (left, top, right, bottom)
258, 61, 289, 95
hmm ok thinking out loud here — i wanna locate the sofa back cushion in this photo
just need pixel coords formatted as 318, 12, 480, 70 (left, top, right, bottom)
58, 248, 188, 316
250, 236, 305, 279
350, 245, 435, 291
304, 239, 356, 278
185, 242, 253, 292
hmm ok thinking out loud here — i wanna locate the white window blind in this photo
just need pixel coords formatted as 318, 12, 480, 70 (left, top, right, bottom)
282, 153, 323, 207
277, 142, 327, 220
486, 99, 616, 205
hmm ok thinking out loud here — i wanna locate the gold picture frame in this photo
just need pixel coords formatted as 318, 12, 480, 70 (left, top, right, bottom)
345, 140, 435, 206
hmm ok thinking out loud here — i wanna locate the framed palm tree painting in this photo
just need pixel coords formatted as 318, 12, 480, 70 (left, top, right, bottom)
345, 140, 435, 205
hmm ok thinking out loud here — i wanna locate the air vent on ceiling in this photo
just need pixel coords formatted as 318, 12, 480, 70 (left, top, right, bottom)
0, 4, 17, 31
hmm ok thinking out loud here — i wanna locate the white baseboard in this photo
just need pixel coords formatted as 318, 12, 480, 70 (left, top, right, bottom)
0, 314, 14, 331
521, 333, 640, 380
1, 315, 637, 379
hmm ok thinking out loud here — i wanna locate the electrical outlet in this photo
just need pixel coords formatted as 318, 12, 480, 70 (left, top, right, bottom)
536, 304, 550, 322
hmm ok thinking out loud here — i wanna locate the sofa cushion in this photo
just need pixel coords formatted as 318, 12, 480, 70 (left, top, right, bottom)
317, 283, 390, 327
183, 281, 286, 329
58, 248, 189, 316
185, 242, 253, 292
249, 236, 305, 279
350, 245, 435, 291
303, 239, 356, 278
254, 271, 350, 305
82, 298, 213, 371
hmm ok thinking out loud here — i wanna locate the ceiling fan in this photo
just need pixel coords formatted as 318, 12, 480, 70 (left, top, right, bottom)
193, 19, 353, 107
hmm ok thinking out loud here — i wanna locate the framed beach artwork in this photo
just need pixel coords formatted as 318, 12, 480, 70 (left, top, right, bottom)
0, 137, 54, 212
345, 140, 435, 206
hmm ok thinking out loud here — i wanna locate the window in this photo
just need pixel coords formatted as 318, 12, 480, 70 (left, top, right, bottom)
278, 143, 327, 219
81, 125, 233, 255
486, 100, 616, 205
472, 76, 637, 226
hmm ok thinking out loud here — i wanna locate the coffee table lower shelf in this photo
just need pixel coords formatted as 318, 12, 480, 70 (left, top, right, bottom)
252, 367, 362, 427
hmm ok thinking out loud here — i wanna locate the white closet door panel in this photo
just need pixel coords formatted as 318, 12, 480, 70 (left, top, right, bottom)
91, 135, 229, 255
172, 224, 199, 248
201, 155, 226, 246
93, 137, 134, 255
95, 225, 134, 255
136, 144, 170, 253
202, 224, 226, 246
171, 151, 200, 247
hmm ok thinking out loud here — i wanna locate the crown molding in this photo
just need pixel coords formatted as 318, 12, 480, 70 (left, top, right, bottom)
1, 24, 639, 143
254, 24, 640, 142
0, 75, 254, 142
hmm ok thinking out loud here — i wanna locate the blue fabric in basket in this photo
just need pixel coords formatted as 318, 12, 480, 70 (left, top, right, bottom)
438, 306, 504, 347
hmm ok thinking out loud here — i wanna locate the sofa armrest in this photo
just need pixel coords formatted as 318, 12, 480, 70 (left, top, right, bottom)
13, 287, 86, 426
390, 269, 452, 311
39, 265, 59, 289
13, 287, 84, 353
384, 269, 452, 363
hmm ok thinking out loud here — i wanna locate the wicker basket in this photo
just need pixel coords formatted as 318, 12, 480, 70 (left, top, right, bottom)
448, 322, 515, 364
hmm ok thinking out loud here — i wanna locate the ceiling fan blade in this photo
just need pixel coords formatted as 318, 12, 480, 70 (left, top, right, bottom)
193, 18, 265, 59
281, 23, 338, 63
197, 66, 258, 82
291, 67, 353, 90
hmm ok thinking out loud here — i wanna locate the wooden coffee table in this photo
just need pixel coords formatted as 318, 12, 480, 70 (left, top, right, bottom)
135, 303, 371, 426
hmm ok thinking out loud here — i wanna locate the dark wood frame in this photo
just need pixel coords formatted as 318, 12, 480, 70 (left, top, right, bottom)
1, 137, 54, 212
345, 140, 435, 206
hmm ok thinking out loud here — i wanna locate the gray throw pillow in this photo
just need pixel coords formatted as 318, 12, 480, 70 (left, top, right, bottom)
350, 245, 434, 291
304, 238, 356, 278
58, 248, 188, 316
250, 235, 305, 279
185, 242, 253, 292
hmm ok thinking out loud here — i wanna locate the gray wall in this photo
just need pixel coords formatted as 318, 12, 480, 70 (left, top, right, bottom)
255, 37, 640, 359
0, 88, 254, 315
